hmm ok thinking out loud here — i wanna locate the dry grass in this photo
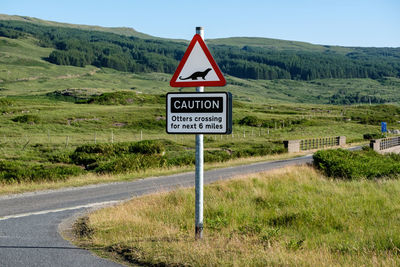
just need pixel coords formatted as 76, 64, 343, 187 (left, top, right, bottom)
76, 165, 400, 266
0, 152, 304, 196
0, 165, 192, 195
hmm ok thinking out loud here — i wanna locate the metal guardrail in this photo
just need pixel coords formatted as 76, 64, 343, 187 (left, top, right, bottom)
300, 137, 340, 151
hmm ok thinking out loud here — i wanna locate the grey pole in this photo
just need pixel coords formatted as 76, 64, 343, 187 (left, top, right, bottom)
195, 26, 204, 240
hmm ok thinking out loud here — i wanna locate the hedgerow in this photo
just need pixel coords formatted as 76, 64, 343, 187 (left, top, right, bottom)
0, 160, 83, 183
313, 148, 400, 179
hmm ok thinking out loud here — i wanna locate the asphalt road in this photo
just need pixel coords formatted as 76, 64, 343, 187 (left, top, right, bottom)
0, 154, 314, 266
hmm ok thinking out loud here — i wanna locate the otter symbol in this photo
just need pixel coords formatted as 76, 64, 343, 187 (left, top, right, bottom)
179, 68, 212, 80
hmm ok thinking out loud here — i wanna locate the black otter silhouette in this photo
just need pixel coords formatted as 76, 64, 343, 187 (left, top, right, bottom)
179, 68, 212, 80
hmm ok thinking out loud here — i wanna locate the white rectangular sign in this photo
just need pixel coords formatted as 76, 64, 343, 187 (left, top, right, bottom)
166, 92, 232, 134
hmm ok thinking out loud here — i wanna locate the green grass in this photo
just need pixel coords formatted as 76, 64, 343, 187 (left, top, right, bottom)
74, 165, 400, 266
0, 34, 399, 193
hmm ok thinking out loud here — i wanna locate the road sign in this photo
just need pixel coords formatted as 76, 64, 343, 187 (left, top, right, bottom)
381, 122, 387, 133
166, 92, 232, 134
170, 34, 226, 87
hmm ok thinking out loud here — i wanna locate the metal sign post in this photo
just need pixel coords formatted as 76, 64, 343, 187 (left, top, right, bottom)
195, 26, 204, 240
168, 26, 228, 240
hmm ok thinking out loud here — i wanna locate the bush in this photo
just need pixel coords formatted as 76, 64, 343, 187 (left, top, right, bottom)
313, 148, 400, 179
46, 151, 72, 164
166, 151, 195, 167
232, 143, 286, 158
11, 114, 40, 124
363, 133, 386, 140
94, 154, 167, 174
0, 98, 13, 106
83, 92, 164, 105
129, 140, 165, 155
239, 116, 261, 127
0, 160, 83, 183
204, 150, 231, 163
70, 140, 166, 171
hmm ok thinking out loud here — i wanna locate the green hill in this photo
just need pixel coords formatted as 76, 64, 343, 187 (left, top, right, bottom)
0, 14, 400, 105
207, 37, 351, 54
1, 15, 399, 82
0, 14, 158, 40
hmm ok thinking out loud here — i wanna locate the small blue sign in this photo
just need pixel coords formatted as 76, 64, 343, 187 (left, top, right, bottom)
381, 122, 387, 133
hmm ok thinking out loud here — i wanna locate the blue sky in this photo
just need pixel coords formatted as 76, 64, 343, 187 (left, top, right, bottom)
1, 0, 399, 47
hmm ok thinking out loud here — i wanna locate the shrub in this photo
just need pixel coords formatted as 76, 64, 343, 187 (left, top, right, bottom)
313, 148, 400, 179
0, 98, 13, 106
166, 151, 195, 167
84, 91, 164, 105
129, 140, 165, 155
232, 143, 286, 158
70, 140, 166, 171
94, 154, 167, 174
363, 133, 386, 140
204, 150, 231, 163
11, 114, 40, 124
46, 151, 72, 164
239, 116, 261, 127
0, 160, 83, 183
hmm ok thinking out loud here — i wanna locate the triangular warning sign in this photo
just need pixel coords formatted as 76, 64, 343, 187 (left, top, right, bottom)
170, 34, 226, 87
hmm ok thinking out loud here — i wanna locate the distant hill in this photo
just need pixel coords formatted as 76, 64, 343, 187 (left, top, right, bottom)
0, 14, 186, 41
1, 29, 400, 105
207, 37, 351, 54
0, 14, 399, 82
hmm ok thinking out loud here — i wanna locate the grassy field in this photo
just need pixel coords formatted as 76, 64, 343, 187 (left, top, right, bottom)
1, 21, 400, 266
73, 165, 400, 266
1, 34, 400, 193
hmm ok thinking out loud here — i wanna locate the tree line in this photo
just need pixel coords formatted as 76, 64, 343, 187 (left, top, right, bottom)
1, 20, 399, 81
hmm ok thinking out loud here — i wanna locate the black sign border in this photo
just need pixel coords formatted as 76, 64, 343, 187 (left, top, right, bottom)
166, 92, 232, 134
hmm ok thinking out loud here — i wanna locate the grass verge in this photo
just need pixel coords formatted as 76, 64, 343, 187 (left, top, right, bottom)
0, 152, 303, 196
72, 165, 400, 266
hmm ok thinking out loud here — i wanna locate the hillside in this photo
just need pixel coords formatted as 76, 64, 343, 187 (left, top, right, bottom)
2, 15, 400, 195
1, 15, 400, 82
207, 37, 351, 54
0, 14, 158, 40
0, 15, 400, 105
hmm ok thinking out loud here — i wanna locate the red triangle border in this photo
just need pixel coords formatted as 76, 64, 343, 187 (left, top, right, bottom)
170, 34, 226, 87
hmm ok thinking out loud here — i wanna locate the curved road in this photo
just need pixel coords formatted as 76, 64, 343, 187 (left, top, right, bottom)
0, 155, 315, 266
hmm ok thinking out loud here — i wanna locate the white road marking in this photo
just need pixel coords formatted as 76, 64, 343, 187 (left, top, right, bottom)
0, 200, 120, 221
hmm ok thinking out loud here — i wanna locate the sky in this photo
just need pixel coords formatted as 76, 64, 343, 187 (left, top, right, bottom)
1, 0, 399, 47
